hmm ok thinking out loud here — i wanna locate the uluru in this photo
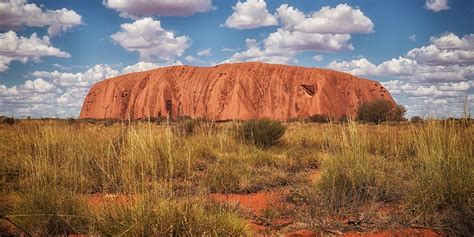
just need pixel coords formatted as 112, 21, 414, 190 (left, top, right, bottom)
79, 62, 396, 121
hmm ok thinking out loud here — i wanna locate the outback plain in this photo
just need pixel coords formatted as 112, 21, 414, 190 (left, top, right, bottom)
0, 115, 472, 236
1, 0, 473, 236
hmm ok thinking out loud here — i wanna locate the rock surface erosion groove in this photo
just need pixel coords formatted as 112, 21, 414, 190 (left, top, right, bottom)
80, 62, 396, 121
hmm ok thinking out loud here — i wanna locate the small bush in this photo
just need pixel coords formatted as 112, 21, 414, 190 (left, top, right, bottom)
0, 116, 15, 125
239, 119, 286, 148
307, 114, 330, 123
410, 116, 423, 123
388, 104, 407, 121
357, 99, 406, 124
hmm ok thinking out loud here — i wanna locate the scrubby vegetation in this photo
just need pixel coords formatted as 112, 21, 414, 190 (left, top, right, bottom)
357, 99, 406, 123
307, 114, 331, 123
0, 116, 15, 125
411, 115, 423, 123
238, 119, 286, 148
0, 117, 472, 235
407, 121, 473, 235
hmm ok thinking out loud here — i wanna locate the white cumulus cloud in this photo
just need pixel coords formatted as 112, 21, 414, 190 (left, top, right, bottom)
277, 4, 374, 34
197, 48, 212, 56
313, 55, 323, 61
328, 58, 379, 76
19, 78, 56, 93
0, 31, 70, 72
264, 29, 353, 53
226, 3, 372, 64
111, 18, 190, 62
122, 61, 163, 74
429, 33, 473, 50
0, 0, 82, 36
425, 0, 449, 12
224, 0, 278, 29
224, 38, 296, 64
328, 32, 473, 117
0, 61, 186, 117
32, 64, 119, 88
407, 33, 474, 65
103, 0, 213, 18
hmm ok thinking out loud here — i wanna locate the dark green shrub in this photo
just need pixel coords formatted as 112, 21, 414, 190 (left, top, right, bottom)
307, 114, 330, 123
0, 116, 15, 125
388, 105, 407, 121
410, 116, 423, 123
239, 119, 286, 148
357, 99, 405, 124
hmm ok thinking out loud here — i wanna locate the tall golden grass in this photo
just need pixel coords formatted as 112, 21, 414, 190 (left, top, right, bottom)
0, 118, 472, 235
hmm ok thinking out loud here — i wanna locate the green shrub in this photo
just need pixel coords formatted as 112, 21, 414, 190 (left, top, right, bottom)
0, 116, 15, 125
239, 119, 286, 148
307, 114, 330, 123
388, 104, 407, 121
357, 99, 406, 124
410, 116, 423, 123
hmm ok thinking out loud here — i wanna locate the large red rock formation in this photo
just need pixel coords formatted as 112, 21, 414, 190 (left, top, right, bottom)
79, 62, 396, 121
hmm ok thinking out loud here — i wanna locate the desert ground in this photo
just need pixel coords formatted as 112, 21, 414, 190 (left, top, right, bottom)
0, 118, 472, 236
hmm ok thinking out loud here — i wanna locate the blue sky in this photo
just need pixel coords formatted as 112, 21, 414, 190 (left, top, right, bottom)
0, 0, 473, 118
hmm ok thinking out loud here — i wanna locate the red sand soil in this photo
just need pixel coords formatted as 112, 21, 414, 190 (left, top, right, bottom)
80, 62, 396, 121
208, 172, 443, 237
284, 228, 442, 237
343, 228, 442, 237
308, 169, 322, 183
75, 171, 440, 236
209, 190, 284, 215
286, 229, 318, 237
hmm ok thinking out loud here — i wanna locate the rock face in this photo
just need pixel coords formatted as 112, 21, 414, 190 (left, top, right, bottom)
79, 62, 396, 121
